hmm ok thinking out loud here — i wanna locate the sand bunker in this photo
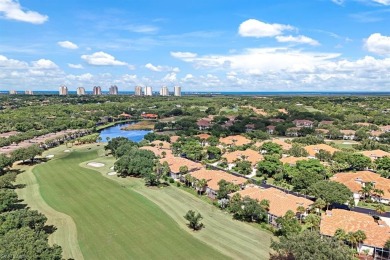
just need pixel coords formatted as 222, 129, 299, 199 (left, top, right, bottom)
110, 166, 114, 170
107, 172, 117, 176
64, 149, 71, 153
87, 162, 105, 168
342, 142, 353, 145
46, 155, 54, 158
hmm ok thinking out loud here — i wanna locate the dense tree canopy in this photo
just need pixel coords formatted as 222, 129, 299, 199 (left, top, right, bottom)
114, 148, 156, 177
271, 230, 355, 260
308, 181, 352, 209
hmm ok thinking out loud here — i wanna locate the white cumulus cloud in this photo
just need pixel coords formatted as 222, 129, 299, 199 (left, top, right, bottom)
0, 0, 48, 24
31, 59, 58, 69
365, 33, 390, 55
162, 72, 177, 82
371, 0, 390, 5
58, 41, 79, 49
68, 63, 83, 69
238, 19, 294, 38
145, 63, 180, 72
170, 51, 198, 59
81, 52, 127, 66
0, 54, 28, 69
276, 35, 320, 46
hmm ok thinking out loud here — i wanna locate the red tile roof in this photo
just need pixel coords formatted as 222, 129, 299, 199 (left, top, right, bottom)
320, 209, 390, 248
232, 186, 313, 217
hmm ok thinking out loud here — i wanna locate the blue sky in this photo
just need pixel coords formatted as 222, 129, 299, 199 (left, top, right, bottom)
1, 0, 390, 92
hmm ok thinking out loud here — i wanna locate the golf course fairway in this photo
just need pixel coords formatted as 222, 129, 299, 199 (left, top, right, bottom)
33, 148, 227, 259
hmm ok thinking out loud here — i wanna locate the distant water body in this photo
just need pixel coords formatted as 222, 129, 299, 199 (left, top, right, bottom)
98, 123, 151, 143
1, 91, 390, 96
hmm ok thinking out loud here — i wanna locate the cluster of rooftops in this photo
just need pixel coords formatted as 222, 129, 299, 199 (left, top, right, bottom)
140, 135, 390, 252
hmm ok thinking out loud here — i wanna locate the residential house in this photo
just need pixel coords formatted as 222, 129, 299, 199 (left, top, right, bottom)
369, 131, 383, 141
141, 113, 158, 119
170, 135, 180, 143
231, 186, 313, 226
292, 119, 314, 128
245, 124, 256, 133
190, 169, 247, 199
359, 149, 390, 161
340, 130, 356, 140
380, 125, 390, 133
320, 209, 390, 255
315, 128, 329, 138
286, 127, 300, 137
118, 112, 132, 119
221, 149, 264, 171
219, 135, 251, 147
196, 118, 212, 130
331, 171, 390, 204
304, 144, 340, 158
197, 133, 211, 146
160, 156, 203, 179
266, 125, 276, 135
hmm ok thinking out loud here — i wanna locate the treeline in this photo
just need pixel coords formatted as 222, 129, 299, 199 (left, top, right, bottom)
0, 159, 63, 258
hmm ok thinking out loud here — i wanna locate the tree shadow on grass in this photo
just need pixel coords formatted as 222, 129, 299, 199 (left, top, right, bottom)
43, 225, 57, 234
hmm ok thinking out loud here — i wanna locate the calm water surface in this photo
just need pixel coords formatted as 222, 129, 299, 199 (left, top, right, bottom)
99, 123, 151, 142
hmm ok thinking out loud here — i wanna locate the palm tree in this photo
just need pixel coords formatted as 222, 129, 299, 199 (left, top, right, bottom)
346, 231, 358, 249
259, 199, 270, 211
373, 188, 384, 202
184, 174, 194, 187
359, 182, 374, 201
334, 228, 347, 241
296, 205, 306, 223
313, 198, 326, 215
374, 204, 386, 215
184, 210, 204, 231
179, 165, 189, 179
305, 214, 320, 231
354, 230, 367, 248
385, 238, 390, 249
195, 179, 208, 195
161, 151, 167, 158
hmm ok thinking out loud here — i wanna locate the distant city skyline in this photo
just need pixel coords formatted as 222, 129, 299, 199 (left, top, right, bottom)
1, 0, 390, 91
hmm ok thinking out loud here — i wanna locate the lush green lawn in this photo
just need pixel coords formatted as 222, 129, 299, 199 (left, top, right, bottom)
325, 140, 359, 149
358, 201, 390, 212
304, 106, 322, 113
33, 148, 226, 260
84, 147, 274, 259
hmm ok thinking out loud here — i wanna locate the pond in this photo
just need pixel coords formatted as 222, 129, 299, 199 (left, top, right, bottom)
99, 123, 151, 142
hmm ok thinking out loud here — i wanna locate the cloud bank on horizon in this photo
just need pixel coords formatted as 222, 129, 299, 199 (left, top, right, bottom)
1, 0, 390, 91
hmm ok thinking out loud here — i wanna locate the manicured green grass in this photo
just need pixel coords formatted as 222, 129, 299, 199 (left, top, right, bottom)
358, 201, 390, 212
33, 149, 226, 260
325, 140, 359, 149
304, 106, 322, 113
84, 148, 274, 259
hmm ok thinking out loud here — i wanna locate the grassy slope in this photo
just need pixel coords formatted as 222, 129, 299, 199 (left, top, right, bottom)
15, 146, 84, 260
32, 147, 226, 260
84, 148, 273, 259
